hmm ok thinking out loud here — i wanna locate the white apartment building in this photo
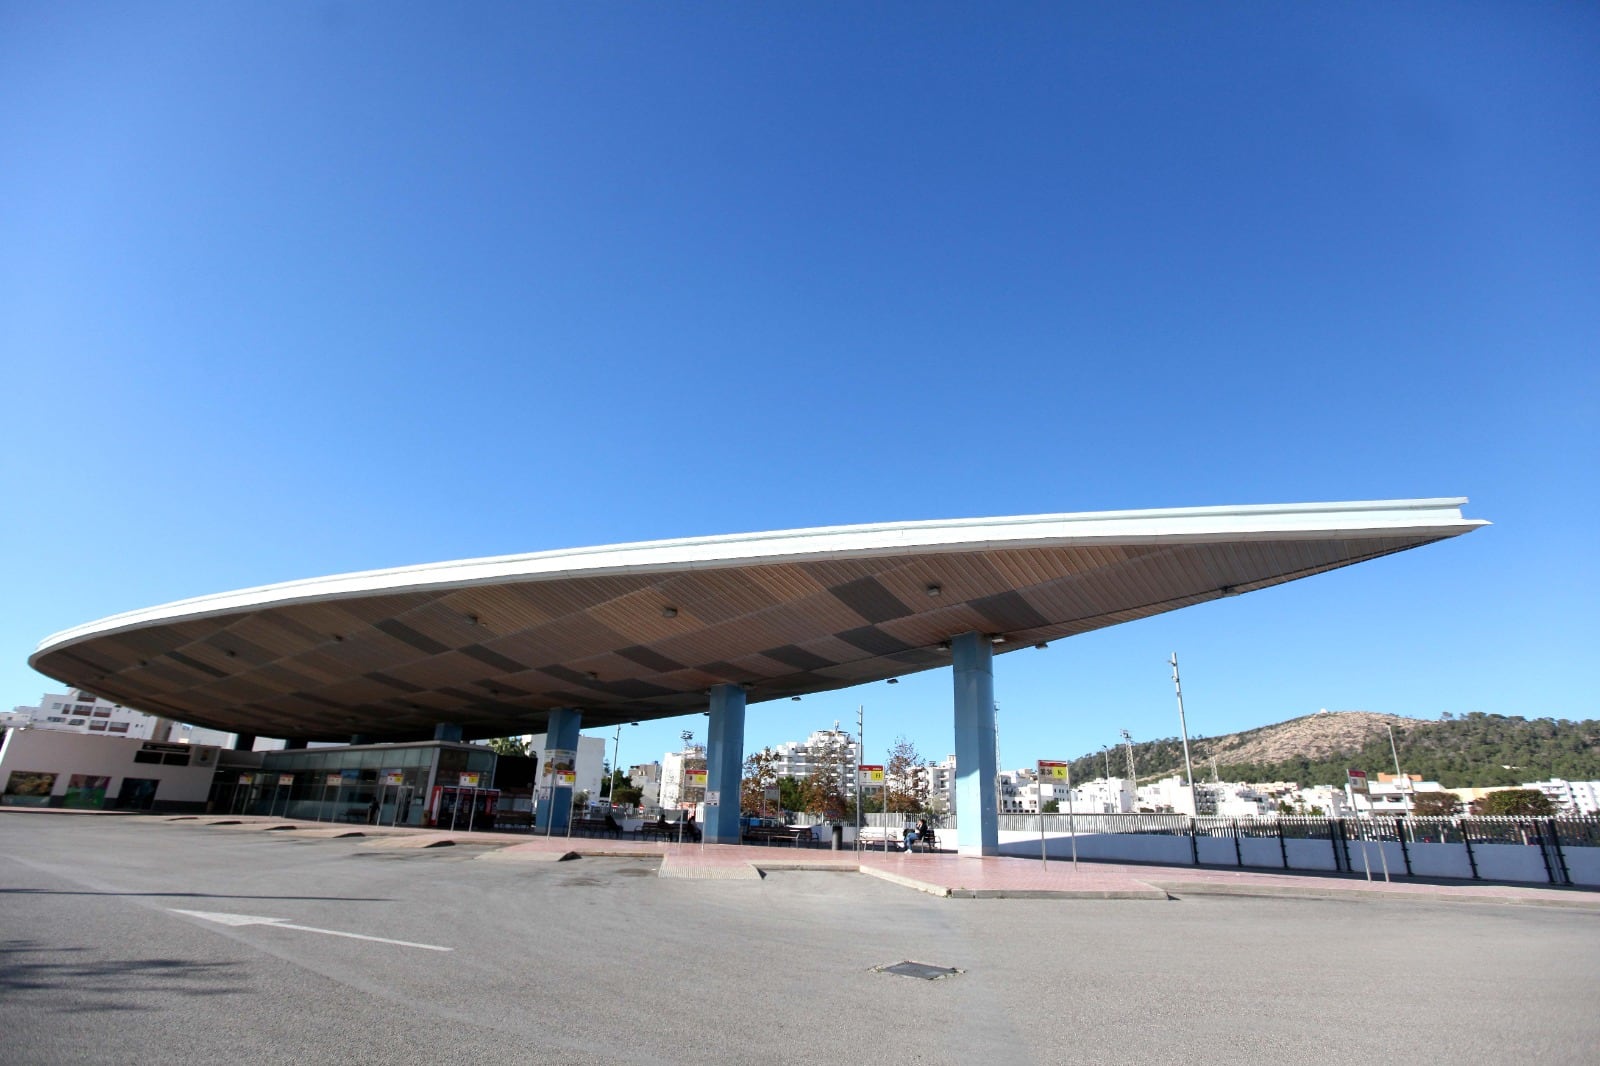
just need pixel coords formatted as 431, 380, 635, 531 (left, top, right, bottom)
769, 728, 861, 790
628, 761, 662, 809
527, 733, 606, 802
11, 689, 172, 741
1525, 778, 1600, 815
997, 771, 1134, 815
659, 747, 706, 809
911, 754, 957, 814
10, 689, 235, 746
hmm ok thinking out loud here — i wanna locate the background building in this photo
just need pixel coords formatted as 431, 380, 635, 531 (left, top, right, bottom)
10, 688, 233, 746
0, 729, 221, 811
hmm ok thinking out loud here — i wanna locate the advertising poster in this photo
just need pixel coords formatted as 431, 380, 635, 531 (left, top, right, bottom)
3, 771, 57, 806
64, 774, 110, 809
459, 772, 480, 788
385, 770, 405, 786
277, 774, 295, 787
543, 750, 576, 789
859, 764, 885, 785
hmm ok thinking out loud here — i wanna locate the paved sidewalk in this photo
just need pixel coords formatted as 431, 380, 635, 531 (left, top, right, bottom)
143, 813, 1600, 908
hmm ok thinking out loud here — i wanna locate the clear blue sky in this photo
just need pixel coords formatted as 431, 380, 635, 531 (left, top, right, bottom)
3, 4, 1595, 773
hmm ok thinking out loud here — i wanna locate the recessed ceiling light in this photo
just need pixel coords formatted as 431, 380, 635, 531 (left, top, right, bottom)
926, 584, 942, 597
662, 606, 678, 618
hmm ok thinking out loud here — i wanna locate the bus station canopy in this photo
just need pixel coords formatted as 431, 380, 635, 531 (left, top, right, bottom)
31, 498, 1484, 743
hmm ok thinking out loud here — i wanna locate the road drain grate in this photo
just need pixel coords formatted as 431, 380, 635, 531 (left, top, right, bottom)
874, 961, 962, 981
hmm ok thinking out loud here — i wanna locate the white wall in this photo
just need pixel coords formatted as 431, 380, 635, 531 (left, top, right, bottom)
989, 826, 1598, 887
0, 729, 220, 808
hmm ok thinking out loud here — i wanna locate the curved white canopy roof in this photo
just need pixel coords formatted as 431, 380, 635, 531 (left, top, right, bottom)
31, 498, 1485, 742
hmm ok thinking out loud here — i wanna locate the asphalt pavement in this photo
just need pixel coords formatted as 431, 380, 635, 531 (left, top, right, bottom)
3, 812, 1597, 1065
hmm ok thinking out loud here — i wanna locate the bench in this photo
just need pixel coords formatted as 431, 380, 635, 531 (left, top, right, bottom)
638, 821, 681, 841
494, 811, 534, 831
744, 825, 815, 847
569, 817, 623, 838
857, 826, 941, 852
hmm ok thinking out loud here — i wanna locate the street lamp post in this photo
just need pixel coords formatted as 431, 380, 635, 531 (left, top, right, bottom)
610, 723, 636, 813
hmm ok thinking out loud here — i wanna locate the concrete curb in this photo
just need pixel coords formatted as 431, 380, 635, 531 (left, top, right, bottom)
476, 848, 581, 863
859, 865, 953, 898
948, 883, 1171, 900
358, 835, 462, 850
659, 856, 761, 880
1149, 880, 1600, 910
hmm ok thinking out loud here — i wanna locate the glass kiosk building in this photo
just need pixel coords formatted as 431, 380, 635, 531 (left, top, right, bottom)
208, 741, 505, 828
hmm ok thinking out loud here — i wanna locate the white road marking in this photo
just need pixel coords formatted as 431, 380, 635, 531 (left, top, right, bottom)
169, 908, 452, 951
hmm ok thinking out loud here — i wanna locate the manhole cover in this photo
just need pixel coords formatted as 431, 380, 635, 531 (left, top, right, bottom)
874, 961, 962, 981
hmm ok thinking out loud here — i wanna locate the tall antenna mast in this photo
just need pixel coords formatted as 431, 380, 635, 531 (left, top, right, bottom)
1119, 729, 1137, 812
1169, 653, 1200, 817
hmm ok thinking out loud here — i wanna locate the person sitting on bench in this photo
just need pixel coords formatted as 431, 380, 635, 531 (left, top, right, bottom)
904, 817, 929, 852
604, 812, 624, 837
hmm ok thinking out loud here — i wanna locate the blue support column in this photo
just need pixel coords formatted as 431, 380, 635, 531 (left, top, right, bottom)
705, 683, 747, 844
535, 707, 582, 833
952, 632, 999, 857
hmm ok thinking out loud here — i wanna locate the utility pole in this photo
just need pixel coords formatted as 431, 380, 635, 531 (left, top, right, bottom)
1169, 653, 1200, 819
1387, 723, 1411, 815
856, 704, 864, 845
1101, 745, 1112, 781
1120, 729, 1137, 813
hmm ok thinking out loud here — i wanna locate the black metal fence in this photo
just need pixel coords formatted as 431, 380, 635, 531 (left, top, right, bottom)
990, 813, 1600, 886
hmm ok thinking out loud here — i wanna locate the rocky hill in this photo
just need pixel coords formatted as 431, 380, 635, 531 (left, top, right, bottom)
1070, 711, 1600, 790
1197, 710, 1416, 767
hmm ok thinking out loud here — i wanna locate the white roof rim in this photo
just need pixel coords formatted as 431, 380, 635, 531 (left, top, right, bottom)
34, 497, 1485, 658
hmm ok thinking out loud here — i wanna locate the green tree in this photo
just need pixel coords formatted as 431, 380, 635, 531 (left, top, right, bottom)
486, 736, 529, 757
777, 775, 806, 814
1040, 799, 1059, 813
885, 735, 929, 814
1470, 789, 1555, 817
741, 747, 782, 816
1411, 791, 1461, 817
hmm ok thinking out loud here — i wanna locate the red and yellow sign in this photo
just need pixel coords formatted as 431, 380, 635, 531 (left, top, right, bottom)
859, 764, 885, 784
685, 768, 708, 789
1038, 760, 1069, 780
